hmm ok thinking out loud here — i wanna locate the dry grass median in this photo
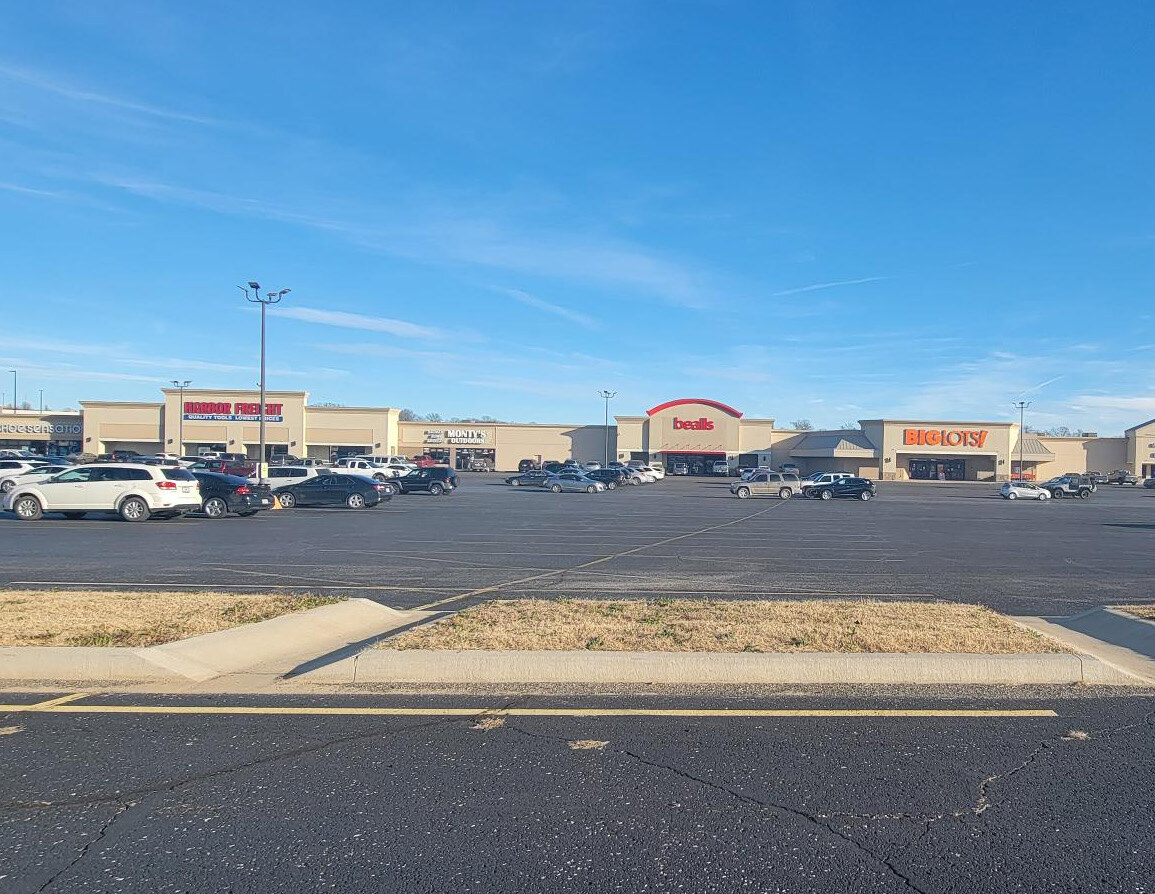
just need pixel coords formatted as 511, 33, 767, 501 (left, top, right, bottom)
0, 590, 339, 647
384, 598, 1064, 654
1116, 605, 1155, 621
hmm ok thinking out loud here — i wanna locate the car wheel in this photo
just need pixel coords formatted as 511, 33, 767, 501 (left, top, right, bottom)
778, 487, 792, 500
1039, 492, 1051, 500
1006, 492, 1017, 500
735, 486, 750, 499
278, 491, 297, 509
61, 511, 86, 519
586, 485, 597, 494
551, 484, 563, 493
859, 490, 872, 501
373, 473, 386, 482
1050, 490, 1062, 499
12, 495, 43, 520
203, 497, 229, 519
119, 496, 150, 522
1079, 490, 1090, 500
0, 480, 14, 494
429, 483, 445, 496
819, 489, 833, 501
510, 479, 520, 486
347, 493, 366, 509
606, 482, 616, 490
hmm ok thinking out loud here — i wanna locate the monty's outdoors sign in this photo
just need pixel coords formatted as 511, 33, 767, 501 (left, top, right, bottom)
183, 401, 284, 422
903, 428, 989, 448
423, 428, 487, 444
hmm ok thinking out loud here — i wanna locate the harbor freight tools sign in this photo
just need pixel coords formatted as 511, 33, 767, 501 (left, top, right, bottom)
0, 423, 82, 435
183, 401, 284, 422
423, 429, 487, 444
903, 428, 989, 448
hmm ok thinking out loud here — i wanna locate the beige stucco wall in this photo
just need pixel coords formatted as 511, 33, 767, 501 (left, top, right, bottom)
872, 420, 1014, 481
1126, 420, 1155, 477
81, 402, 164, 454
737, 419, 776, 454
305, 407, 399, 458
396, 422, 614, 470
1033, 437, 1128, 480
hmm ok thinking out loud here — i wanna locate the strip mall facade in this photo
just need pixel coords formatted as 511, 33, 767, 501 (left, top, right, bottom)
3, 390, 1153, 481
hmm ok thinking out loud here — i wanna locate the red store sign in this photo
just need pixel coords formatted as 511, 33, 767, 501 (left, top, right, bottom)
903, 428, 989, 448
673, 417, 715, 431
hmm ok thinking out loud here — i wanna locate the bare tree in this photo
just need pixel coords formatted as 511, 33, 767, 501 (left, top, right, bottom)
790, 418, 815, 431
837, 421, 859, 430
398, 408, 421, 421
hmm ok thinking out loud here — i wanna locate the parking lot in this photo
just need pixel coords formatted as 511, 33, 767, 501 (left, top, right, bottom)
1, 476, 1152, 616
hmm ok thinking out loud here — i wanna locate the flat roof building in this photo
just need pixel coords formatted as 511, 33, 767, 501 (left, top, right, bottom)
2, 390, 1150, 481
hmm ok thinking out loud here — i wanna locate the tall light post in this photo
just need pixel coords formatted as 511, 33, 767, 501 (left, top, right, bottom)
171, 380, 191, 455
598, 389, 617, 468
8, 369, 15, 412
238, 282, 290, 481
38, 390, 43, 414
1012, 400, 1031, 480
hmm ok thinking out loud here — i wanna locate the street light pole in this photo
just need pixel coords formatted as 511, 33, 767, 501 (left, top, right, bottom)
239, 283, 290, 481
38, 390, 43, 414
1012, 400, 1031, 480
598, 390, 617, 467
8, 369, 15, 412
171, 380, 191, 455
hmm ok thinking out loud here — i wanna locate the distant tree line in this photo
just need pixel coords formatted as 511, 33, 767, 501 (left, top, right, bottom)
399, 409, 506, 423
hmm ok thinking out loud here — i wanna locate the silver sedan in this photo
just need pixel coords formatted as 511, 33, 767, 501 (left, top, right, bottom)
544, 472, 606, 494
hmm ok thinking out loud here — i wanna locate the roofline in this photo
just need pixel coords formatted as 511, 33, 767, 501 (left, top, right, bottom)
1125, 417, 1155, 432
646, 398, 743, 418
859, 419, 1015, 426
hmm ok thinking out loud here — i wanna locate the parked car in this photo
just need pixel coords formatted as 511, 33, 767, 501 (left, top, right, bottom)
639, 465, 665, 480
0, 459, 53, 492
382, 467, 458, 496
274, 473, 390, 509
1107, 470, 1139, 485
518, 459, 541, 473
587, 468, 627, 489
780, 463, 801, 475
108, 449, 148, 463
999, 481, 1052, 501
189, 458, 258, 477
353, 454, 415, 468
0, 464, 71, 494
1062, 471, 1098, 493
799, 471, 853, 493
268, 454, 302, 466
543, 471, 606, 493
1041, 475, 1093, 499
4, 464, 201, 521
712, 460, 730, 476
333, 458, 397, 480
1086, 470, 1109, 485
730, 471, 802, 500
808, 477, 877, 501
191, 472, 275, 518
465, 456, 494, 472
542, 461, 568, 474
581, 461, 601, 472
506, 470, 551, 487
618, 468, 646, 486
266, 466, 321, 486
671, 462, 689, 475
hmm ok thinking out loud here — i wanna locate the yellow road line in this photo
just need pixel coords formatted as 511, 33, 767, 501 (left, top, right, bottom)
26, 692, 92, 709
0, 704, 1057, 718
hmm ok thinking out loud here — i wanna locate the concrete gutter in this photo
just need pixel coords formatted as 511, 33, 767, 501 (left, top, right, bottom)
0, 599, 437, 683
299, 649, 1136, 685
1013, 608, 1155, 684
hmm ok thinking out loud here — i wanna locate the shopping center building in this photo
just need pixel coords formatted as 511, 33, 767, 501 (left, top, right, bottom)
3, 389, 1154, 481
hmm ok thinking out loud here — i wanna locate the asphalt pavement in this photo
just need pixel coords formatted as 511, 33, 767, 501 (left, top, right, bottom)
0, 476, 1152, 615
1, 685, 1152, 893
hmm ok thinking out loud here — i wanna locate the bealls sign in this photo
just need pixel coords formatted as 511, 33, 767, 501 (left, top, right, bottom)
673, 417, 715, 431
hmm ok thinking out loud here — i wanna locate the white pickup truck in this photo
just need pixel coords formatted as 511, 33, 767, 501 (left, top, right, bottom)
332, 458, 400, 480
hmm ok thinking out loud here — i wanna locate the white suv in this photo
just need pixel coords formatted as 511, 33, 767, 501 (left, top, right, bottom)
799, 472, 853, 493
4, 463, 201, 522
265, 466, 321, 488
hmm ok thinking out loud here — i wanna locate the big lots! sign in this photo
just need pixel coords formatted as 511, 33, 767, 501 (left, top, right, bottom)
673, 417, 715, 431
903, 428, 989, 448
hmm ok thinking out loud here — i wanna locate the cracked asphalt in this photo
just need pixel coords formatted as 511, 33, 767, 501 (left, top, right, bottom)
2, 686, 1153, 893
1, 477, 1153, 615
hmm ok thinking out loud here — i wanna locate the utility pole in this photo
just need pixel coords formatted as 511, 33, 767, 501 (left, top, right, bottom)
239, 282, 290, 481
171, 380, 191, 455
598, 390, 617, 467
1012, 400, 1031, 481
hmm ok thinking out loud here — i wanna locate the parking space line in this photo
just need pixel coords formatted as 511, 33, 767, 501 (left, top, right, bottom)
7, 580, 458, 592
0, 703, 1058, 718
27, 692, 91, 709
413, 501, 793, 610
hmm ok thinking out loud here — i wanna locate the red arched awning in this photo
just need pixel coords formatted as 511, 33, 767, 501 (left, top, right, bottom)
645, 398, 743, 419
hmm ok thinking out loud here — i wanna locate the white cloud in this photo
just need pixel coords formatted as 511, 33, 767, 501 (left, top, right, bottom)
492, 287, 598, 328
772, 276, 889, 297
270, 306, 448, 340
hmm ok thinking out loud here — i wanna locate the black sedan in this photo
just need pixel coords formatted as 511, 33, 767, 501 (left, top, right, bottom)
808, 477, 877, 501
275, 473, 391, 509
191, 472, 275, 518
506, 470, 550, 487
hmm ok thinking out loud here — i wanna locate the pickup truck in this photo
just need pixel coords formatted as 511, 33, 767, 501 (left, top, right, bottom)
1106, 470, 1139, 485
1040, 475, 1093, 499
333, 458, 397, 480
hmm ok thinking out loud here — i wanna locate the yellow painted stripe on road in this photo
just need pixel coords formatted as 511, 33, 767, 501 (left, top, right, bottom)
0, 704, 1056, 718
27, 692, 91, 709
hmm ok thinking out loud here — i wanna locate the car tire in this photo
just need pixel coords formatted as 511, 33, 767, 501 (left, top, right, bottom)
586, 485, 596, 494
373, 473, 386, 482
61, 511, 86, 519
0, 480, 14, 494
429, 483, 445, 496
551, 484, 563, 493
347, 493, 366, 509
278, 492, 297, 509
510, 479, 520, 486
1006, 492, 1017, 500
735, 486, 750, 499
203, 497, 229, 519
1079, 490, 1090, 500
778, 487, 792, 500
119, 496, 150, 522
859, 491, 872, 501
819, 489, 833, 501
606, 482, 616, 490
1040, 492, 1051, 500
1050, 490, 1062, 499
12, 495, 43, 520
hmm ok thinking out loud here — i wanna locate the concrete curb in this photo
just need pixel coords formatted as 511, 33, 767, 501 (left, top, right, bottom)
299, 649, 1137, 685
0, 599, 434, 683
1013, 609, 1155, 684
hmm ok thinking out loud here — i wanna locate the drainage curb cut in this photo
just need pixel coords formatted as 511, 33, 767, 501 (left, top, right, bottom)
0, 599, 433, 683
298, 650, 1138, 685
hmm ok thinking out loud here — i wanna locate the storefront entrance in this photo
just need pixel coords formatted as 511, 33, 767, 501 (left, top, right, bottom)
908, 458, 966, 481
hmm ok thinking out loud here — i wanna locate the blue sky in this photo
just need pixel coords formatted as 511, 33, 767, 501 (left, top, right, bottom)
2, 2, 1154, 433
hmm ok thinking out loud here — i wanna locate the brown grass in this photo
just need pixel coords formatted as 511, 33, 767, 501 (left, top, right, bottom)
382, 598, 1065, 654
0, 590, 340, 647
1115, 605, 1155, 621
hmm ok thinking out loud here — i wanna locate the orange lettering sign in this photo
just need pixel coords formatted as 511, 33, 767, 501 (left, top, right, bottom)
902, 428, 990, 449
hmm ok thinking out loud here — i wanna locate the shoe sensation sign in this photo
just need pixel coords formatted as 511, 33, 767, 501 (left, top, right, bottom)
183, 401, 285, 422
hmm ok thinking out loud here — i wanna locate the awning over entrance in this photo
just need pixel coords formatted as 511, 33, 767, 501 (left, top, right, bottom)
789, 431, 878, 458
1013, 437, 1055, 461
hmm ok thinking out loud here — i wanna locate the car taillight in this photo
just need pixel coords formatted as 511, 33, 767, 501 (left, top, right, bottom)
234, 485, 250, 494
374, 484, 387, 490
156, 481, 177, 490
